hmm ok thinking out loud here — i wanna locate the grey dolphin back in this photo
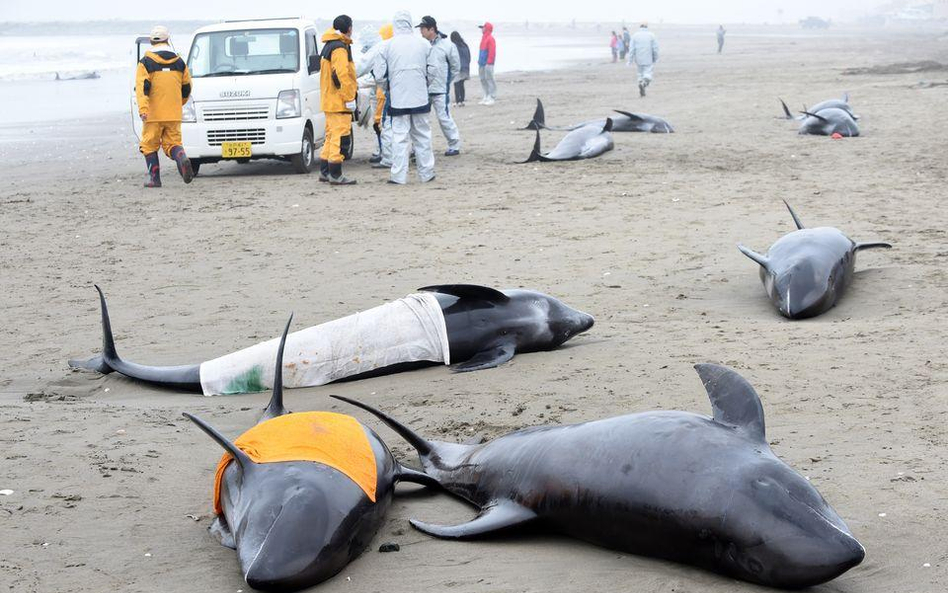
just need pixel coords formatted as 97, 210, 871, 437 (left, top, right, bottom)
694, 363, 766, 442
410, 499, 538, 539
418, 284, 510, 303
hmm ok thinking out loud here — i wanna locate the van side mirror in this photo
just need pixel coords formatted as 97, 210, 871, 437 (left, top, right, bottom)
308, 55, 320, 74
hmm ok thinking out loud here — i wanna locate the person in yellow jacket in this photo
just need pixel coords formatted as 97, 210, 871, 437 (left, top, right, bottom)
318, 15, 358, 185
135, 25, 194, 188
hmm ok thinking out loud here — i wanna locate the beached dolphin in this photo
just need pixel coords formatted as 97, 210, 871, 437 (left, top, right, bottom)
523, 98, 673, 133
69, 284, 594, 395
738, 201, 891, 319
332, 363, 865, 589
797, 107, 860, 136
521, 119, 614, 163
778, 94, 859, 121
184, 316, 435, 590
55, 71, 101, 81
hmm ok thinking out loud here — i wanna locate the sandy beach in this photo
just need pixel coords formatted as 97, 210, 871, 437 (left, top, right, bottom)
1, 24, 947, 593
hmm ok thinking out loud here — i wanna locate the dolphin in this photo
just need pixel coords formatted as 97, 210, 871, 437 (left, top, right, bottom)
778, 94, 859, 121
523, 98, 673, 133
798, 107, 860, 136
69, 284, 594, 393
184, 315, 435, 590
331, 363, 865, 589
738, 201, 891, 319
521, 119, 614, 163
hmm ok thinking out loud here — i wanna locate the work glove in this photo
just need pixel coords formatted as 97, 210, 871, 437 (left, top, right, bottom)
345, 100, 357, 111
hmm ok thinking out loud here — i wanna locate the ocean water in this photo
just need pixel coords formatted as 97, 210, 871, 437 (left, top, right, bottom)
0, 30, 599, 126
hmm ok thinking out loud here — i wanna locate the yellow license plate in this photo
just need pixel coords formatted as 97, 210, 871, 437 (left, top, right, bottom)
221, 142, 252, 158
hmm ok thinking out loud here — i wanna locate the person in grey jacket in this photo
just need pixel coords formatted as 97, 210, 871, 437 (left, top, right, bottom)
374, 10, 435, 184
418, 16, 462, 156
629, 22, 658, 97
450, 31, 471, 106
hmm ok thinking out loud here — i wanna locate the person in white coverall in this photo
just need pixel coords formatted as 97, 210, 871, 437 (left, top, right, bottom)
374, 11, 435, 184
417, 15, 462, 156
629, 22, 659, 97
356, 23, 393, 165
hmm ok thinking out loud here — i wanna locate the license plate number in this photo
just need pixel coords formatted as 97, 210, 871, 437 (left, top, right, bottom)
221, 142, 252, 158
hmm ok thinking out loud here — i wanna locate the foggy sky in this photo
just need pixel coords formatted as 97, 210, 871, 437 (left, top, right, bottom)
1, 0, 877, 25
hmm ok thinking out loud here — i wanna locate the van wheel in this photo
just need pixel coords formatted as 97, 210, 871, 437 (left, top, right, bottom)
292, 128, 315, 173
190, 159, 202, 176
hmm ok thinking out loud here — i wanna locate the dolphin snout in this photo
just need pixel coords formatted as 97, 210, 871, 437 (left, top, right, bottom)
578, 312, 595, 333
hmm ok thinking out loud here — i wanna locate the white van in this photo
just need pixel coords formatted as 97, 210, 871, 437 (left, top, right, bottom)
133, 18, 356, 175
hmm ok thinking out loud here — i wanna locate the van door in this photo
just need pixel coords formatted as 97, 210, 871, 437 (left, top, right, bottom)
303, 28, 325, 142
130, 35, 150, 140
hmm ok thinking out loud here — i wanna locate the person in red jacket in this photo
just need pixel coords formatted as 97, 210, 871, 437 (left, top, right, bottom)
477, 22, 496, 105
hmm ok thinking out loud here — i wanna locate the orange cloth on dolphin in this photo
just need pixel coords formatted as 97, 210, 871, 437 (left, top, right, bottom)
213, 412, 377, 514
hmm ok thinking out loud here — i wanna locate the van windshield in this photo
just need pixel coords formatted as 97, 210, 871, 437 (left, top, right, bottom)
188, 28, 299, 77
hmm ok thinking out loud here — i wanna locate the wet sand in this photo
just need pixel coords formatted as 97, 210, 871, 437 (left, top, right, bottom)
1, 25, 947, 593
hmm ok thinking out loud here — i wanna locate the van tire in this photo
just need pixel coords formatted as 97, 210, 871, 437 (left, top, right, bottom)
292, 127, 315, 174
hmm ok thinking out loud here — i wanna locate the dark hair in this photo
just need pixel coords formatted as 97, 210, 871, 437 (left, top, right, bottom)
333, 15, 352, 33
450, 31, 466, 45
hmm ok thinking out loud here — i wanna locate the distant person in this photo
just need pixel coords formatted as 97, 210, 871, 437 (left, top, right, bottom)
418, 16, 462, 156
629, 22, 658, 97
610, 31, 619, 62
318, 15, 358, 185
477, 21, 497, 105
451, 31, 471, 106
357, 23, 393, 165
374, 10, 435, 184
620, 27, 631, 60
717, 25, 726, 54
135, 25, 194, 188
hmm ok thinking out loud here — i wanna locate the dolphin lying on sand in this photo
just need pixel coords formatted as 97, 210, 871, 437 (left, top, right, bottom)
521, 119, 614, 162
798, 107, 860, 137
779, 93, 859, 121
523, 98, 673, 133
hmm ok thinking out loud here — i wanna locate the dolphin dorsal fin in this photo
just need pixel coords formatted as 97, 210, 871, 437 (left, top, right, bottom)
783, 200, 805, 229
602, 117, 613, 133
779, 98, 792, 119
418, 284, 510, 303
261, 314, 293, 422
800, 110, 829, 123
613, 109, 644, 122
737, 244, 771, 270
183, 412, 254, 471
695, 364, 766, 442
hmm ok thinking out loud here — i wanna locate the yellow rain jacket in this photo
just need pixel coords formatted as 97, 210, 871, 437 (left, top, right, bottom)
135, 44, 191, 122
374, 24, 394, 125
319, 29, 357, 113
213, 412, 378, 515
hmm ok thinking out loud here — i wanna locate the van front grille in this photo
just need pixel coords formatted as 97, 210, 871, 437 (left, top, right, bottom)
207, 128, 267, 145
202, 105, 269, 121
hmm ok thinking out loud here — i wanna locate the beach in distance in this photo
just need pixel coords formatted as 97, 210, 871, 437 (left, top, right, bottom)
0, 22, 947, 593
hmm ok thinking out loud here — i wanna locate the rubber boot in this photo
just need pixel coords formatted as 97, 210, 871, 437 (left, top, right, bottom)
143, 152, 161, 188
318, 159, 330, 182
170, 146, 194, 184
328, 161, 356, 185
639, 81, 646, 97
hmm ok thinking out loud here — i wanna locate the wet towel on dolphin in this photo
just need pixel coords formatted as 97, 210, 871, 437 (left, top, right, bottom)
199, 293, 450, 395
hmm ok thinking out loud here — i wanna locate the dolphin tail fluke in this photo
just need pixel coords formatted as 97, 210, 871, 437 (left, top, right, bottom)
260, 314, 293, 422
410, 500, 538, 540
737, 244, 771, 270
67, 353, 114, 374
330, 395, 433, 456
783, 200, 806, 229
779, 98, 793, 119
183, 412, 254, 471
602, 117, 614, 133
520, 127, 545, 163
854, 241, 892, 251
521, 98, 546, 130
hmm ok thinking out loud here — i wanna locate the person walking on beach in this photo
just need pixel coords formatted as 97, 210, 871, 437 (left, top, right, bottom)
374, 10, 435, 184
451, 31, 471, 106
610, 31, 619, 62
135, 25, 194, 188
317, 15, 358, 185
477, 21, 497, 105
716, 25, 726, 54
629, 22, 658, 97
418, 16, 462, 156
620, 26, 631, 61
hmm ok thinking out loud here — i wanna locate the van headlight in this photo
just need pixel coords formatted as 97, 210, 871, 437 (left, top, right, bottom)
276, 89, 301, 119
182, 96, 196, 123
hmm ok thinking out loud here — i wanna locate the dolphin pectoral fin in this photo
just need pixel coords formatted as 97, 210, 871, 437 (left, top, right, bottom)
737, 244, 771, 270
68, 354, 114, 374
210, 516, 236, 549
800, 110, 829, 123
452, 343, 515, 372
613, 109, 644, 122
410, 500, 537, 540
695, 364, 766, 442
854, 241, 892, 251
783, 200, 806, 229
417, 284, 510, 303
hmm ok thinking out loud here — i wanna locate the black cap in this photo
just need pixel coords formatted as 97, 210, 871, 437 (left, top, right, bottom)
415, 15, 437, 29
333, 14, 353, 33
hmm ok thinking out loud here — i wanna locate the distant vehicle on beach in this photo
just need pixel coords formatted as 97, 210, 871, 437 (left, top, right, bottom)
800, 16, 831, 29
129, 18, 368, 175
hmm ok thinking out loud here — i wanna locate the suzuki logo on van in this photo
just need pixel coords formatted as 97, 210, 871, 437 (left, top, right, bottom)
220, 90, 251, 98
